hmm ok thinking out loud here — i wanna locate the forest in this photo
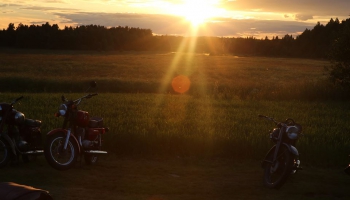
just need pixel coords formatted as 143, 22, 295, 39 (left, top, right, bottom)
0, 17, 349, 59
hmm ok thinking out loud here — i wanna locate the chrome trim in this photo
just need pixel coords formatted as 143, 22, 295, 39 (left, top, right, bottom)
289, 145, 299, 156
23, 150, 44, 154
78, 135, 82, 146
84, 150, 107, 154
63, 129, 71, 150
14, 111, 25, 124
59, 104, 68, 116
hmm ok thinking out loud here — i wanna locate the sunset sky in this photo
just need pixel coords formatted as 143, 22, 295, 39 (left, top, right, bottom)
1, 0, 349, 38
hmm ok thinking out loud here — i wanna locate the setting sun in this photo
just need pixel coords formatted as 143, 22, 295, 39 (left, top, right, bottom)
171, 0, 224, 26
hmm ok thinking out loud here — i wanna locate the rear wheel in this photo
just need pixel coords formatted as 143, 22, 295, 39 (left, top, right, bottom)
263, 146, 294, 189
44, 133, 78, 171
0, 138, 11, 168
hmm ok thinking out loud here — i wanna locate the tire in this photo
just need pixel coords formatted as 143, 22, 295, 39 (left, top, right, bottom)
84, 154, 98, 165
44, 133, 78, 171
263, 146, 294, 189
0, 138, 11, 168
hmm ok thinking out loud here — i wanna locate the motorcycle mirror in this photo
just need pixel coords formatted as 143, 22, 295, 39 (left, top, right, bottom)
85, 81, 97, 93
61, 95, 67, 102
11, 96, 24, 105
90, 81, 97, 88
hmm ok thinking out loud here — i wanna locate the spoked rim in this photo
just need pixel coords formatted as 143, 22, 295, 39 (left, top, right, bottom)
85, 154, 98, 165
265, 148, 290, 185
0, 140, 8, 164
90, 155, 98, 163
49, 137, 75, 166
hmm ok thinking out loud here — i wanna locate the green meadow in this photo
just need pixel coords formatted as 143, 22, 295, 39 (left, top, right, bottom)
1, 49, 350, 165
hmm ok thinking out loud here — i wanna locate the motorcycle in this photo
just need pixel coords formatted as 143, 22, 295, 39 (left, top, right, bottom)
0, 96, 43, 167
44, 81, 108, 171
259, 114, 302, 189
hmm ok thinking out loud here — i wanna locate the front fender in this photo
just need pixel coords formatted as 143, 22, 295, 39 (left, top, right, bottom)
261, 143, 299, 168
46, 128, 80, 154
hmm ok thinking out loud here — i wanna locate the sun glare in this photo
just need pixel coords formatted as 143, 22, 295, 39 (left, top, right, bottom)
172, 0, 223, 27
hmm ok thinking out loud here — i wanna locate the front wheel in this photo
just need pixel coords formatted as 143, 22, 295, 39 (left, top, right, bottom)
0, 138, 11, 168
44, 133, 79, 171
263, 146, 294, 189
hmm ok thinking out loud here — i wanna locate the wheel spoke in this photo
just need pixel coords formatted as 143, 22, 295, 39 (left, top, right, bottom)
50, 137, 75, 165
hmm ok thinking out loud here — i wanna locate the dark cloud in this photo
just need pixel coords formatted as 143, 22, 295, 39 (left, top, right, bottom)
29, 21, 54, 25
54, 12, 315, 37
295, 14, 313, 21
222, 0, 350, 19
0, 3, 23, 7
222, 0, 349, 13
22, 6, 78, 11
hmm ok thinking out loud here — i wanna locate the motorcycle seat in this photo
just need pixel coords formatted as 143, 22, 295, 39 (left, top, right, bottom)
89, 117, 103, 128
24, 119, 42, 127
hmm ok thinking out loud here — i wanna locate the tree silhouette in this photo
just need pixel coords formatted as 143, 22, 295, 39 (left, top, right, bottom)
327, 18, 350, 86
0, 18, 349, 60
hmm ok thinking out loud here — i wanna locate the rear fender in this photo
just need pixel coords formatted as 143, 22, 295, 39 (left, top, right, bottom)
261, 143, 298, 168
46, 129, 80, 154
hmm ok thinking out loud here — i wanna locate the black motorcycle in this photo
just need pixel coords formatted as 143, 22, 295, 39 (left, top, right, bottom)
0, 96, 43, 167
259, 115, 302, 189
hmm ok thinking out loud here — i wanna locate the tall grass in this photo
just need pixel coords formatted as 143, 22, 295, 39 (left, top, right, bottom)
3, 93, 350, 167
2, 49, 349, 100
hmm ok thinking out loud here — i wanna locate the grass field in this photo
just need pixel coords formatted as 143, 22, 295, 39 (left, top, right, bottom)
1, 157, 350, 200
1, 49, 350, 199
1, 48, 348, 100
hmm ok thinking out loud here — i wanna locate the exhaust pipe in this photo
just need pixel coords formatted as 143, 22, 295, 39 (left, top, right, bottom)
23, 150, 44, 155
84, 150, 107, 154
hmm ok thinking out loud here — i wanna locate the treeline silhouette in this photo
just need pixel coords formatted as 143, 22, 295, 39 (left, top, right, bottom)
0, 18, 349, 58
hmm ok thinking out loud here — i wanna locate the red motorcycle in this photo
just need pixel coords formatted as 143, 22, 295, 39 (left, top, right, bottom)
44, 82, 108, 170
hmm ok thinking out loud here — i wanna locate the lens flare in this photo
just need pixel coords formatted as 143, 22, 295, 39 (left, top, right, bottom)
171, 75, 191, 94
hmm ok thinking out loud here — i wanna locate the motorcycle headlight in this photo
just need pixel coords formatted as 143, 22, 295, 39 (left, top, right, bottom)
14, 110, 25, 125
58, 104, 68, 116
286, 126, 299, 140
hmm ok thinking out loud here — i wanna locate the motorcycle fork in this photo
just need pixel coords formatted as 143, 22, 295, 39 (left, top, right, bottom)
63, 128, 71, 150
98, 134, 102, 149
272, 127, 286, 165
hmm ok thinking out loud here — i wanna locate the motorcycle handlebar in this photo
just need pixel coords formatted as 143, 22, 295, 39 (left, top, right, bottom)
11, 96, 24, 105
72, 93, 99, 105
16, 96, 24, 102
258, 114, 280, 125
259, 115, 296, 127
89, 93, 98, 97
